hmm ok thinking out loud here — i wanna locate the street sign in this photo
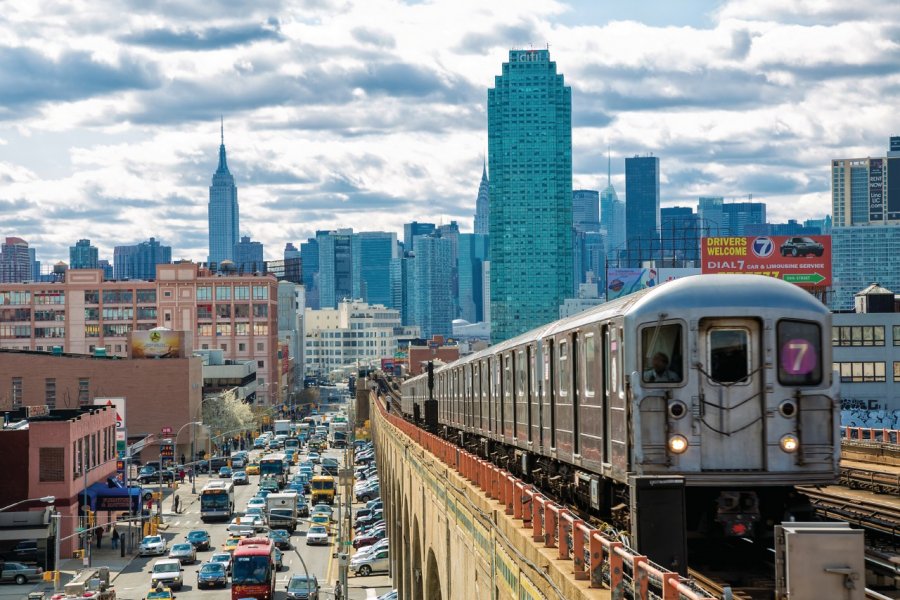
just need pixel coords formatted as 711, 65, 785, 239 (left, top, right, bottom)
783, 273, 827, 285
161, 426, 173, 435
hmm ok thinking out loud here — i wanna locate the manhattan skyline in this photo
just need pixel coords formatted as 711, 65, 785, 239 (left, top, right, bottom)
0, 0, 897, 264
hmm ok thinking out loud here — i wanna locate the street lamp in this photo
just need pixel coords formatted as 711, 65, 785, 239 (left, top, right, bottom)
0, 496, 55, 512
173, 420, 202, 494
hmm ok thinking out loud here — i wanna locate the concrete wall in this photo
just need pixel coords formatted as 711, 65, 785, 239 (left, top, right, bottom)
372, 396, 608, 600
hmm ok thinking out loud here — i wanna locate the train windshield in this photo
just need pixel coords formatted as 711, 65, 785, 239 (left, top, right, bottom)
641, 324, 683, 384
777, 320, 822, 386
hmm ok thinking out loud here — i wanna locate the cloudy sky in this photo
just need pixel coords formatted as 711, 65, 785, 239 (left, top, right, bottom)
1, 0, 897, 265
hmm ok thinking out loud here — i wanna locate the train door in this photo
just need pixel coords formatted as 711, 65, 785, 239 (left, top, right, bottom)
698, 319, 765, 471
544, 339, 556, 449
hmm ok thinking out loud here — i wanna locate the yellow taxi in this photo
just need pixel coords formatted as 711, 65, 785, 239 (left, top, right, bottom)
292, 453, 301, 465
310, 513, 331, 530
143, 583, 175, 599
222, 537, 241, 553
246, 462, 260, 475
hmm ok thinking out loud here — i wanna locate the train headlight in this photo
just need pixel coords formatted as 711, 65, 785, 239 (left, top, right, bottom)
778, 400, 797, 418
668, 400, 688, 419
668, 434, 689, 454
780, 434, 799, 453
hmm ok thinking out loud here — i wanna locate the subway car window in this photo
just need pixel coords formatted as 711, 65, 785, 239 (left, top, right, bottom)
558, 340, 569, 394
641, 324, 683, 384
778, 320, 823, 386
583, 333, 596, 395
708, 329, 750, 384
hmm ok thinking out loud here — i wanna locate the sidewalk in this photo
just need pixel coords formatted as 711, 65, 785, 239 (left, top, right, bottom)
31, 478, 205, 595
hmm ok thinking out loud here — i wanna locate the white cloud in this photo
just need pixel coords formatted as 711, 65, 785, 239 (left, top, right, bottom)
0, 0, 897, 264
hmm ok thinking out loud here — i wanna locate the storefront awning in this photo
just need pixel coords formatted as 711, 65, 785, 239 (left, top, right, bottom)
0, 525, 51, 541
80, 482, 141, 512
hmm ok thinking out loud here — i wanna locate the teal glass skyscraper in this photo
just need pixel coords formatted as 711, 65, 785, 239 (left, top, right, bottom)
488, 49, 573, 342
208, 120, 239, 266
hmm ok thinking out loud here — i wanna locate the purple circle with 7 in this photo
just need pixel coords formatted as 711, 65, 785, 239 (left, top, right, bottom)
781, 339, 817, 375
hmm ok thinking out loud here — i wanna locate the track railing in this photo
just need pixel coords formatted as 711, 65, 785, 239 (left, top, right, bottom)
842, 426, 900, 444
375, 396, 715, 600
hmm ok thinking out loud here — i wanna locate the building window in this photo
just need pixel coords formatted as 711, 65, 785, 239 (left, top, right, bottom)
40, 447, 65, 482
239, 343, 246, 351
253, 323, 268, 336
78, 379, 90, 405
11, 378, 22, 408
894, 325, 900, 346
197, 324, 212, 337
253, 304, 268, 318
163, 290, 172, 298
235, 286, 250, 300
216, 286, 232, 301
257, 342, 264, 351
257, 360, 265, 368
45, 378, 56, 408
234, 304, 250, 318
235, 323, 249, 336
220, 344, 228, 351
832, 325, 885, 346
836, 361, 887, 383
197, 287, 212, 301
216, 304, 231, 318
197, 304, 213, 320
216, 323, 232, 336
253, 286, 268, 300
894, 362, 900, 382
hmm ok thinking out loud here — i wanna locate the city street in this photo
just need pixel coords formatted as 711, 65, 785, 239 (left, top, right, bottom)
7, 436, 392, 600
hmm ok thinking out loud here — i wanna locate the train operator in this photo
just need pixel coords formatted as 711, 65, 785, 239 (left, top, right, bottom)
643, 352, 679, 383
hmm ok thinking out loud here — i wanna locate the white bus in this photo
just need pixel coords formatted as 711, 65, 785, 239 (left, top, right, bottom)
199, 480, 235, 521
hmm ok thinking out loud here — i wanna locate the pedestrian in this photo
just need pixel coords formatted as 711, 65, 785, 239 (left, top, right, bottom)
95, 527, 103, 549
188, 467, 194, 484
111, 528, 120, 550
178, 468, 185, 483
180, 453, 186, 466
173, 494, 180, 514
334, 579, 343, 600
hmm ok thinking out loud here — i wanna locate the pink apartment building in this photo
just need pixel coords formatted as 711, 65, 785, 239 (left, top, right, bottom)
0, 262, 281, 404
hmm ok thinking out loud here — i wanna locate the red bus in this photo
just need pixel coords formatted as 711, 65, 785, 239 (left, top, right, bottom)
231, 538, 276, 600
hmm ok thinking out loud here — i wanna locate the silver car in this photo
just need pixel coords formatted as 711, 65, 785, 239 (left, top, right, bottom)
0, 562, 43, 585
350, 547, 389, 576
168, 542, 197, 564
149, 558, 184, 590
139, 535, 168, 556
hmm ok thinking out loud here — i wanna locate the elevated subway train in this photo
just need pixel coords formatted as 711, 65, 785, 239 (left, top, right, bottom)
401, 274, 840, 537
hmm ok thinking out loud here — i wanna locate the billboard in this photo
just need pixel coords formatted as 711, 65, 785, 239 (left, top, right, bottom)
129, 329, 184, 359
888, 158, 900, 221
869, 159, 884, 222
95, 397, 126, 452
701, 235, 832, 287
606, 267, 699, 300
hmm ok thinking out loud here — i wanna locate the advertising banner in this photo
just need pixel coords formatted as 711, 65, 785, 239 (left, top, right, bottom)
606, 267, 698, 300
701, 235, 832, 287
129, 329, 183, 359
95, 397, 126, 451
870, 159, 884, 222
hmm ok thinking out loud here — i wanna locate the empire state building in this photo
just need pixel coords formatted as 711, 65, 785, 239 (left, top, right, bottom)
208, 120, 239, 266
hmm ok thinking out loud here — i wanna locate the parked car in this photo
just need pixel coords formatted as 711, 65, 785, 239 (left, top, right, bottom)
138, 469, 175, 484
196, 561, 228, 589
232, 470, 249, 485
306, 525, 329, 545
355, 510, 383, 529
149, 558, 184, 590
168, 542, 197, 564
139, 535, 168, 557
376, 590, 398, 600
355, 538, 390, 559
286, 573, 320, 600
780, 236, 824, 257
350, 547, 389, 576
0, 562, 43, 584
352, 528, 387, 549
185, 529, 211, 551
209, 551, 232, 574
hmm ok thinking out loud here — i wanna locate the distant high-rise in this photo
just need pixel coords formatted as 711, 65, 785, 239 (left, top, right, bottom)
832, 137, 900, 226
573, 190, 601, 233
457, 233, 489, 323
281, 242, 302, 284
300, 236, 320, 309
573, 231, 605, 290
208, 119, 239, 266
474, 161, 490, 235
233, 236, 264, 273
98, 259, 113, 280
413, 235, 453, 339
317, 229, 353, 308
403, 221, 435, 252
488, 49, 573, 342
624, 155, 660, 266
697, 197, 727, 235
660, 206, 700, 265
113, 237, 171, 280
0, 237, 32, 283
70, 239, 99, 270
697, 197, 766, 236
600, 149, 625, 258
352, 231, 398, 308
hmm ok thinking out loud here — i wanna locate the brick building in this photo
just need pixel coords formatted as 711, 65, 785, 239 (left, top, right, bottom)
0, 405, 119, 560
407, 335, 460, 376
0, 262, 281, 404
0, 349, 203, 464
